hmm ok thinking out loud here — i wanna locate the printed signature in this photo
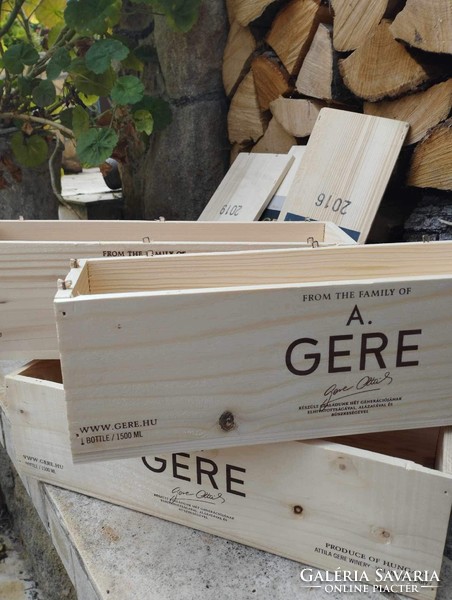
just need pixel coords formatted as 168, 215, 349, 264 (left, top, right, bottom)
320, 372, 393, 412
169, 487, 226, 505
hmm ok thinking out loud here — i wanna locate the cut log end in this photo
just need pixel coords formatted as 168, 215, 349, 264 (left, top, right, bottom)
339, 20, 430, 101
407, 118, 452, 191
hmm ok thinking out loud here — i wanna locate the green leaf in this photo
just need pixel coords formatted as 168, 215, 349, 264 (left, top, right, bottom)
59, 108, 74, 129
133, 109, 154, 135
69, 59, 115, 96
76, 127, 118, 166
155, 0, 201, 32
120, 52, 144, 72
128, 0, 200, 32
72, 105, 90, 136
3, 43, 39, 75
10, 132, 49, 167
85, 39, 129, 74
32, 80, 56, 107
47, 23, 65, 47
17, 76, 40, 96
46, 47, 71, 80
36, 0, 66, 28
111, 75, 144, 105
64, 0, 121, 35
133, 95, 171, 131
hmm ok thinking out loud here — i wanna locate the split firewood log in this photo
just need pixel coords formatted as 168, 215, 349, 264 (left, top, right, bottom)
339, 19, 430, 101
364, 79, 452, 145
269, 97, 326, 137
223, 20, 256, 97
407, 118, 452, 190
296, 23, 353, 102
227, 0, 278, 27
331, 0, 388, 52
251, 54, 291, 111
266, 0, 330, 76
251, 118, 297, 153
228, 71, 267, 144
390, 0, 452, 55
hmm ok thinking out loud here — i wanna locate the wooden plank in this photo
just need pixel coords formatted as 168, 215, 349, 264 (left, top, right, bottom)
67, 241, 452, 296
53, 242, 452, 461
0, 220, 343, 242
0, 222, 351, 359
6, 362, 452, 600
278, 108, 409, 242
198, 153, 294, 221
260, 146, 306, 220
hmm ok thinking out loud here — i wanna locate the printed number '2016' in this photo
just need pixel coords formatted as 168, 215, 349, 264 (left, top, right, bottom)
315, 193, 351, 215
220, 204, 242, 216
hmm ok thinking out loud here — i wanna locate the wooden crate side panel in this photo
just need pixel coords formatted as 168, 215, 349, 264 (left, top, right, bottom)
0, 238, 348, 359
77, 242, 452, 295
437, 427, 452, 475
6, 374, 452, 600
56, 277, 452, 461
0, 220, 333, 243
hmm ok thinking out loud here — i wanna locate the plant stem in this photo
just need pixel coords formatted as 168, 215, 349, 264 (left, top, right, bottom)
29, 30, 78, 78
49, 137, 83, 219
18, 8, 33, 44
0, 112, 74, 137
0, 0, 27, 38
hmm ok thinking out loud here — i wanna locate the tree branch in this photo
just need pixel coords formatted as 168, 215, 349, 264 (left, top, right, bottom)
0, 0, 27, 38
0, 112, 74, 138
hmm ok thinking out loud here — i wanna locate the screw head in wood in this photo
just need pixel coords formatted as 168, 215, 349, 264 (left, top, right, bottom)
219, 411, 235, 432
57, 279, 72, 290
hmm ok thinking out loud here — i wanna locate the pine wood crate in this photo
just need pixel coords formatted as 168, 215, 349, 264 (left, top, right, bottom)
0, 220, 352, 359
2, 360, 452, 600
54, 241, 452, 463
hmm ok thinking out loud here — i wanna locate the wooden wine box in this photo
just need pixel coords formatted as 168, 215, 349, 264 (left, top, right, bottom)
54, 241, 452, 463
0, 220, 352, 359
2, 360, 452, 600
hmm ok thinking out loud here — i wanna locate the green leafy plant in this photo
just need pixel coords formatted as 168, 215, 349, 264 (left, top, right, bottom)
0, 0, 200, 171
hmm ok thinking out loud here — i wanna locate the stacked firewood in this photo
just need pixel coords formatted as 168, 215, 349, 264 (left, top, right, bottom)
223, 0, 452, 216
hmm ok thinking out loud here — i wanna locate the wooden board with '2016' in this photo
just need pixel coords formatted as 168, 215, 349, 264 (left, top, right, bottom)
54, 241, 452, 463
278, 108, 410, 242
